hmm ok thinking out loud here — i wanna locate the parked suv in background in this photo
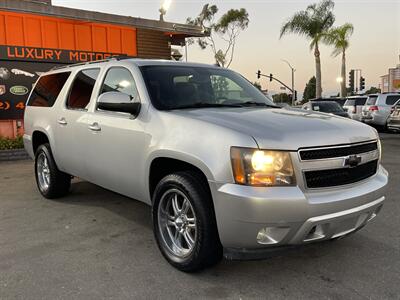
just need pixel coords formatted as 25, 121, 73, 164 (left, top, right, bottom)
362, 93, 400, 129
24, 58, 388, 271
343, 96, 367, 121
387, 99, 400, 131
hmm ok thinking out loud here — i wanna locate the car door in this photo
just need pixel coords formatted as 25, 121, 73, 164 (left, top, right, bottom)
85, 66, 147, 200
53, 68, 100, 179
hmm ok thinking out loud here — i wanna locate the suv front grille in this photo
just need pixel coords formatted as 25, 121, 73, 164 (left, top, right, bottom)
299, 141, 377, 160
304, 160, 378, 188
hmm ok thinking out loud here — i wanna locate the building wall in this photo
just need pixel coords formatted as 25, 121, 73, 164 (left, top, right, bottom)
0, 10, 137, 56
388, 66, 400, 92
137, 28, 171, 59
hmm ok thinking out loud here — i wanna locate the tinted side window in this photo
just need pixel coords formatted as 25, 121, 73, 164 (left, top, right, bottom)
67, 69, 100, 110
28, 72, 70, 107
100, 67, 139, 101
345, 100, 355, 106
386, 95, 400, 105
355, 98, 367, 105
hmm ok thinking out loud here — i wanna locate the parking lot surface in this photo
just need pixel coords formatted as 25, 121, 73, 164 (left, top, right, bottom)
0, 133, 399, 299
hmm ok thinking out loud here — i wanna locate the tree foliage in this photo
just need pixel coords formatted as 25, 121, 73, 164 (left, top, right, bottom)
280, 0, 335, 98
253, 82, 262, 90
322, 23, 354, 57
365, 86, 381, 94
280, 0, 335, 49
272, 93, 291, 105
187, 5, 249, 68
302, 76, 317, 102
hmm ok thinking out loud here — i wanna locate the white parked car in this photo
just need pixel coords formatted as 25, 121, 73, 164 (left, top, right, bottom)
24, 58, 388, 271
343, 96, 367, 121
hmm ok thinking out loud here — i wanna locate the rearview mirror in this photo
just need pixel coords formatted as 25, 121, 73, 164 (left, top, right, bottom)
97, 92, 141, 116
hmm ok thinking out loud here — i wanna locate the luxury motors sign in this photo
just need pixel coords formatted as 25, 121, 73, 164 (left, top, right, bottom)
1, 45, 126, 64
0, 45, 128, 119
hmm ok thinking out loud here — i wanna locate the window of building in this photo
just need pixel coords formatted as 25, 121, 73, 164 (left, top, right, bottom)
67, 69, 100, 110
28, 72, 71, 107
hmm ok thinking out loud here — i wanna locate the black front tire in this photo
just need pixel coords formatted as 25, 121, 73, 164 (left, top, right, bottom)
152, 171, 222, 272
34, 143, 71, 199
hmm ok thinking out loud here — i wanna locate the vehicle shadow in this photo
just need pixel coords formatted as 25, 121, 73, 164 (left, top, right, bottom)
59, 180, 351, 269
53, 180, 153, 230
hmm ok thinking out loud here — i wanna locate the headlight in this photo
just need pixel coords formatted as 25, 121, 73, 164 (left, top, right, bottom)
377, 138, 382, 162
230, 147, 296, 186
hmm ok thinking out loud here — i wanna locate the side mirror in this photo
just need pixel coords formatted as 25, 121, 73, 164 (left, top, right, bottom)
97, 92, 141, 116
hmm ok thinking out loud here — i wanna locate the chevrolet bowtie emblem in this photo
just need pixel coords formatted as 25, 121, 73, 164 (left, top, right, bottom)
344, 155, 362, 168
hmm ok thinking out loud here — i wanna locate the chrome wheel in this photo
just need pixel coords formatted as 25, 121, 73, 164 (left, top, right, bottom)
158, 189, 197, 258
37, 152, 50, 191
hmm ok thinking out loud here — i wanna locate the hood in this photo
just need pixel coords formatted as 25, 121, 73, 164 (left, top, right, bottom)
171, 107, 377, 150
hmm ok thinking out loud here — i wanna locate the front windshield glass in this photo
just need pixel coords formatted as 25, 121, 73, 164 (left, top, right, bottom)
140, 65, 275, 110
312, 102, 344, 113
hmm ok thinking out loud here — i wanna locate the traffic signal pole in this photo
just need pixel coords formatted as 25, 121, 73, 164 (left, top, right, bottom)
257, 70, 296, 104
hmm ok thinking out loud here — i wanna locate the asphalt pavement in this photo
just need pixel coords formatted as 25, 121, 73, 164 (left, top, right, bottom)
0, 133, 399, 299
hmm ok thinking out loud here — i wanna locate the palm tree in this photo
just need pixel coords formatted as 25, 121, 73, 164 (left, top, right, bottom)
280, 0, 335, 98
322, 23, 354, 98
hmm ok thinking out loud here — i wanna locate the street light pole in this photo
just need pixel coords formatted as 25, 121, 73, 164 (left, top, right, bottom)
281, 59, 295, 106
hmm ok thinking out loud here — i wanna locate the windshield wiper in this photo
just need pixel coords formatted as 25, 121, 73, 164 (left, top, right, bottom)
241, 101, 280, 108
171, 102, 243, 110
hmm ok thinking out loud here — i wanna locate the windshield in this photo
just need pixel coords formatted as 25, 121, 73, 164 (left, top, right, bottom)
140, 65, 275, 110
312, 102, 344, 113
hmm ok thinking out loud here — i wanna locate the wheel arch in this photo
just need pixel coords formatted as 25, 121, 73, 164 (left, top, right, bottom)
32, 130, 50, 154
148, 153, 214, 201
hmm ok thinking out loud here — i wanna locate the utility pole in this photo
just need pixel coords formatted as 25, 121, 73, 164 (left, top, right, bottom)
281, 59, 296, 105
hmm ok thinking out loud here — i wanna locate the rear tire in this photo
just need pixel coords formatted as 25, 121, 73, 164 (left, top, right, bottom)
152, 171, 222, 272
35, 143, 71, 199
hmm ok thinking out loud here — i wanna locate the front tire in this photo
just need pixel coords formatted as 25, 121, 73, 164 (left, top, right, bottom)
35, 143, 71, 199
152, 171, 222, 272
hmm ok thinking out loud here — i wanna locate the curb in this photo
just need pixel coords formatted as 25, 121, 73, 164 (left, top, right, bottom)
0, 149, 31, 161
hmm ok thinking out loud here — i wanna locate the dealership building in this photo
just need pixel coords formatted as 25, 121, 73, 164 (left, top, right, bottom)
0, 0, 204, 138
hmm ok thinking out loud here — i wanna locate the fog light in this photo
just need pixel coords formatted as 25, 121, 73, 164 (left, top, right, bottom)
256, 227, 290, 245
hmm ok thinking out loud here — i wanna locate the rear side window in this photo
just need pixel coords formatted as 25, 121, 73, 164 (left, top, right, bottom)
67, 69, 100, 110
355, 98, 367, 105
386, 95, 400, 105
366, 96, 377, 105
28, 72, 70, 107
345, 100, 355, 106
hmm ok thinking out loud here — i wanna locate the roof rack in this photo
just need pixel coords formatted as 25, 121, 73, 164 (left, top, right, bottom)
50, 55, 134, 71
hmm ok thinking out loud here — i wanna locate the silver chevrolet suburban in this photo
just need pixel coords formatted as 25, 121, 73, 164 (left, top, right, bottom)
23, 58, 388, 271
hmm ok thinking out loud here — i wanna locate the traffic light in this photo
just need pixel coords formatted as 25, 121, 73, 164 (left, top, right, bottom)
269, 73, 273, 82
257, 70, 261, 79
349, 70, 355, 92
360, 76, 365, 91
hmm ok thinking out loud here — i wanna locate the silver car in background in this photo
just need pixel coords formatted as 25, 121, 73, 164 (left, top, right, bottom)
362, 93, 400, 129
343, 96, 367, 121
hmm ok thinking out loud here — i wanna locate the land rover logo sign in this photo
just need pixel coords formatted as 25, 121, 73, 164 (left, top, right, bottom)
10, 86, 29, 96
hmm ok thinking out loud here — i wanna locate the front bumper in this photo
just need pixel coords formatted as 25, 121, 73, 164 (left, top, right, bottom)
209, 165, 388, 256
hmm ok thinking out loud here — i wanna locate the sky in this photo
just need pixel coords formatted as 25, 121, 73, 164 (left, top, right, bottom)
52, 0, 400, 97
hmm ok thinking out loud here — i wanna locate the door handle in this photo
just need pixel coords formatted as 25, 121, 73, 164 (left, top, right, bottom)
57, 118, 67, 125
88, 122, 101, 132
